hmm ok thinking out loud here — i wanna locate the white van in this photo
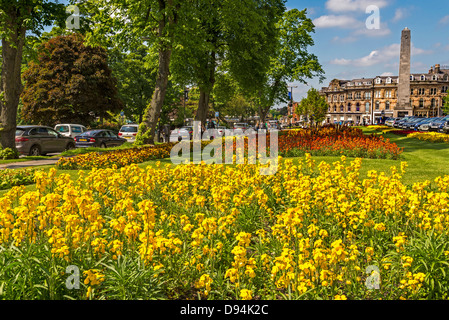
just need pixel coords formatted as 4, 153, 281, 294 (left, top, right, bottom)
54, 124, 87, 138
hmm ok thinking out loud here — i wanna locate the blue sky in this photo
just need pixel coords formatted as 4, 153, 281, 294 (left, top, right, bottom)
285, 0, 449, 104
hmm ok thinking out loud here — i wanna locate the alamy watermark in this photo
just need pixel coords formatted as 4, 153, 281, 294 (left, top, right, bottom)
169, 121, 279, 175
66, 5, 80, 30
366, 5, 380, 30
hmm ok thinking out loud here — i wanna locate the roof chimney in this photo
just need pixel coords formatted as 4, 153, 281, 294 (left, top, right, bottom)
435, 64, 441, 73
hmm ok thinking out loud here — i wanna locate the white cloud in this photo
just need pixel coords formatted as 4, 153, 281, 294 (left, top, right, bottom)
392, 8, 409, 22
381, 72, 394, 76
330, 43, 433, 67
325, 0, 388, 12
439, 15, 449, 24
313, 15, 362, 28
352, 22, 391, 37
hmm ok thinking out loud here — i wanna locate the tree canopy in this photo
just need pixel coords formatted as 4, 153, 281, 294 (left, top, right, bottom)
296, 87, 329, 125
21, 34, 123, 127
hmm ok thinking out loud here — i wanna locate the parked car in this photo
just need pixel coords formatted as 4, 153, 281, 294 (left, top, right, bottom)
412, 118, 433, 131
403, 117, 424, 130
442, 120, 449, 134
170, 126, 194, 142
393, 116, 413, 128
217, 126, 227, 137
418, 118, 435, 132
233, 123, 249, 135
118, 124, 139, 143
385, 117, 399, 127
437, 116, 449, 132
15, 125, 75, 156
74, 129, 127, 148
54, 124, 87, 138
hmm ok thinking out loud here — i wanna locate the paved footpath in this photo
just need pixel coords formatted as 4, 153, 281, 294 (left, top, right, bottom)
0, 158, 61, 170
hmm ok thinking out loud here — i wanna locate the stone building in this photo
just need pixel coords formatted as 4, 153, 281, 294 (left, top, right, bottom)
321, 64, 449, 124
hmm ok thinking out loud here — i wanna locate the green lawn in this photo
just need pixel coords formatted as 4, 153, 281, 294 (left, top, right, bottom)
1, 127, 448, 196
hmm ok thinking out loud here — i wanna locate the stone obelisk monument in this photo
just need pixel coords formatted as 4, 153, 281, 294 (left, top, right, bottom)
395, 27, 412, 117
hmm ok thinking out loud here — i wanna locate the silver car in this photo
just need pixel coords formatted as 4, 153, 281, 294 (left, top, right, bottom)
118, 124, 139, 143
15, 125, 75, 156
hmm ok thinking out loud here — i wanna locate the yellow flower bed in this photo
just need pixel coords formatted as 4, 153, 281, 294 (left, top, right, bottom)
407, 132, 449, 143
1, 156, 449, 300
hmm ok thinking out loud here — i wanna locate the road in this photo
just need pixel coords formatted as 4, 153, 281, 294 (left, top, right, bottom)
0, 154, 62, 170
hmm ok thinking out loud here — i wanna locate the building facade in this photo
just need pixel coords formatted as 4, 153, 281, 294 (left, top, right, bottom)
321, 64, 449, 124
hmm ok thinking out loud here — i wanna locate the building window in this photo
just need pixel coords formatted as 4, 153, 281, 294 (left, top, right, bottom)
386, 77, 392, 84
418, 88, 425, 95
420, 75, 426, 81
375, 90, 381, 98
340, 95, 345, 102
410, 75, 415, 81
348, 103, 352, 112
419, 98, 424, 108
385, 90, 392, 98
432, 75, 438, 81
347, 93, 353, 100
375, 78, 382, 84
411, 88, 415, 96
386, 101, 390, 110
431, 98, 436, 107
328, 95, 332, 102
334, 106, 337, 112
355, 92, 361, 100
441, 86, 448, 93
365, 102, 369, 113
375, 101, 380, 110
430, 88, 437, 95
365, 92, 371, 99
340, 105, 344, 112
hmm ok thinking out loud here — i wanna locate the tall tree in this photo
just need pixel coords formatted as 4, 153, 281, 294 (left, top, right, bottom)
78, 0, 183, 145
296, 87, 329, 126
109, 45, 157, 124
21, 34, 123, 126
256, 8, 325, 124
172, 0, 285, 127
0, 1, 66, 151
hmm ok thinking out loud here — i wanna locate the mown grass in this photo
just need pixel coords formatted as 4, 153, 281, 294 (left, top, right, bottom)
59, 142, 136, 157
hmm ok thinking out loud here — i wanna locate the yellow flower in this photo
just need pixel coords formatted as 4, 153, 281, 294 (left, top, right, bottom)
240, 289, 253, 300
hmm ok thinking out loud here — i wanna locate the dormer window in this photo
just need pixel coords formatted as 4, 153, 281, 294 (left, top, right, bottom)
420, 75, 426, 81
432, 75, 438, 81
375, 78, 382, 84
386, 77, 392, 84
410, 75, 415, 81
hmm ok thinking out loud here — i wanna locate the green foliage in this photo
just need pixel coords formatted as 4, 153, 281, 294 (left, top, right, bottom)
0, 147, 19, 160
296, 88, 329, 125
256, 8, 325, 120
109, 45, 157, 124
443, 89, 449, 115
0, 168, 36, 190
20, 34, 123, 127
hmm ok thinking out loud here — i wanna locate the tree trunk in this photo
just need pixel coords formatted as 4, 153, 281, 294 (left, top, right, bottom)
196, 90, 211, 126
258, 106, 268, 125
139, 47, 171, 145
195, 51, 216, 127
0, 16, 26, 151
137, 0, 173, 145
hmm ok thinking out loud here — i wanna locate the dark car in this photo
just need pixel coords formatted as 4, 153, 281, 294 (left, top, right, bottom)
15, 125, 75, 156
429, 117, 447, 131
74, 129, 127, 148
